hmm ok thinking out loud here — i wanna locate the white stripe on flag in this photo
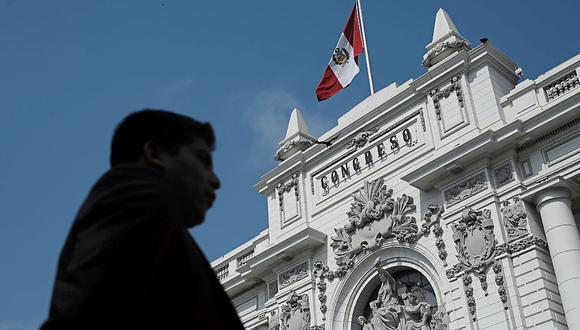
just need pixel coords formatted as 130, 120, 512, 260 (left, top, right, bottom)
328, 32, 360, 87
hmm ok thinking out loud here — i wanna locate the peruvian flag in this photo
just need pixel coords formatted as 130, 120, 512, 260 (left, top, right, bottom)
315, 4, 364, 101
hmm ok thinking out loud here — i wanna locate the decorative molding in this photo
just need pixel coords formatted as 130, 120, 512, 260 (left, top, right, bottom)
277, 173, 301, 225
544, 71, 579, 101
516, 117, 580, 152
443, 172, 487, 205
493, 162, 514, 187
346, 126, 379, 150
278, 260, 309, 289
500, 197, 528, 242
422, 39, 470, 67
495, 236, 548, 255
274, 140, 314, 161
280, 290, 311, 330
429, 76, 464, 120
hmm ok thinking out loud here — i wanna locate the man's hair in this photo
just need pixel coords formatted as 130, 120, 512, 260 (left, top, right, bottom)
110, 109, 215, 166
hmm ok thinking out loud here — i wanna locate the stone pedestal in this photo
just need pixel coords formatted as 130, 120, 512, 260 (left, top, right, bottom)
536, 188, 580, 329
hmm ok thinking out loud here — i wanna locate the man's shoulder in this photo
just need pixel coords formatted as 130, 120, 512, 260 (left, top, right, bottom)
75, 164, 179, 227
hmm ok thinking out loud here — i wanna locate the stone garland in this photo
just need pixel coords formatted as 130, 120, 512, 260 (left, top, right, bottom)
276, 173, 300, 223
462, 274, 476, 321
429, 75, 464, 120
492, 263, 509, 309
422, 205, 448, 266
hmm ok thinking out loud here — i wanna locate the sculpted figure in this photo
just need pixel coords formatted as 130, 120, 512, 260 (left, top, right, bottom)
357, 315, 375, 330
269, 310, 280, 330
402, 292, 432, 330
368, 258, 402, 330
281, 291, 311, 330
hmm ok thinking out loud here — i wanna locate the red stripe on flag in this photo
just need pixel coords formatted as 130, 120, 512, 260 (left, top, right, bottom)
315, 66, 342, 101
315, 3, 363, 102
343, 4, 363, 56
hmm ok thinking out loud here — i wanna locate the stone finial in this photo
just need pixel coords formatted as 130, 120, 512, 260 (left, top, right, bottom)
274, 108, 315, 161
422, 8, 471, 68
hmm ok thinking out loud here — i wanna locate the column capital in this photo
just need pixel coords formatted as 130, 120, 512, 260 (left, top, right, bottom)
535, 187, 571, 211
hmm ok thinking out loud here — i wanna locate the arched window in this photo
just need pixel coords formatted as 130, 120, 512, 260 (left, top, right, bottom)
360, 267, 438, 323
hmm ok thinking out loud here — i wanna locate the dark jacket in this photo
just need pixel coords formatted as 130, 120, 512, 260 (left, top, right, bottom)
41, 164, 244, 329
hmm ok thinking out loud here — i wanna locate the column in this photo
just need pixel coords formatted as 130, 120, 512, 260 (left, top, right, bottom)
535, 188, 580, 329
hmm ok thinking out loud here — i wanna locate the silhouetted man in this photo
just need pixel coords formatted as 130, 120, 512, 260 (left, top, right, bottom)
41, 110, 244, 329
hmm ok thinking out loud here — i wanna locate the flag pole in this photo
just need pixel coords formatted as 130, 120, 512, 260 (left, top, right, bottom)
356, 0, 375, 95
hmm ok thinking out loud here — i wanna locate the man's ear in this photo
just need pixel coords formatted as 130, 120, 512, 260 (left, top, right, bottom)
142, 141, 167, 169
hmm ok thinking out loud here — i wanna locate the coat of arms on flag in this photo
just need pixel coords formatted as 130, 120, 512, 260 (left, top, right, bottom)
315, 3, 364, 101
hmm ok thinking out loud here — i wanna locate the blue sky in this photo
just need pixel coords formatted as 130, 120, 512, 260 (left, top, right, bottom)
1, 0, 578, 328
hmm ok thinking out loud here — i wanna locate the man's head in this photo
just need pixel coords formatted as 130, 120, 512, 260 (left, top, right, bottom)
111, 109, 221, 227
357, 316, 366, 325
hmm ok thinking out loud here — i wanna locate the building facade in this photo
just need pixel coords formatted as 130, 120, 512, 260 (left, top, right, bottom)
211, 9, 580, 330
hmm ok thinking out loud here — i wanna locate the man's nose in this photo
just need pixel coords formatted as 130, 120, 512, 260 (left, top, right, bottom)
210, 172, 221, 190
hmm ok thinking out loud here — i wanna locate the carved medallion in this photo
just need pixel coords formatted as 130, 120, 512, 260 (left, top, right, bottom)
451, 207, 496, 272
330, 178, 418, 267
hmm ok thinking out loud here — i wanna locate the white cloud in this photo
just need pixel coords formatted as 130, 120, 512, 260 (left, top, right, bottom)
236, 88, 335, 171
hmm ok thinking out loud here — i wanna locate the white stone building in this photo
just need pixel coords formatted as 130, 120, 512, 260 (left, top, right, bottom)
211, 8, 580, 330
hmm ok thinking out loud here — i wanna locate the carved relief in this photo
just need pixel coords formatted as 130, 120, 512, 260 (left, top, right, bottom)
356, 258, 445, 330
443, 172, 487, 205
346, 126, 380, 150
277, 173, 301, 225
500, 197, 528, 242
330, 178, 418, 268
278, 260, 309, 289
493, 162, 514, 188
280, 291, 311, 330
